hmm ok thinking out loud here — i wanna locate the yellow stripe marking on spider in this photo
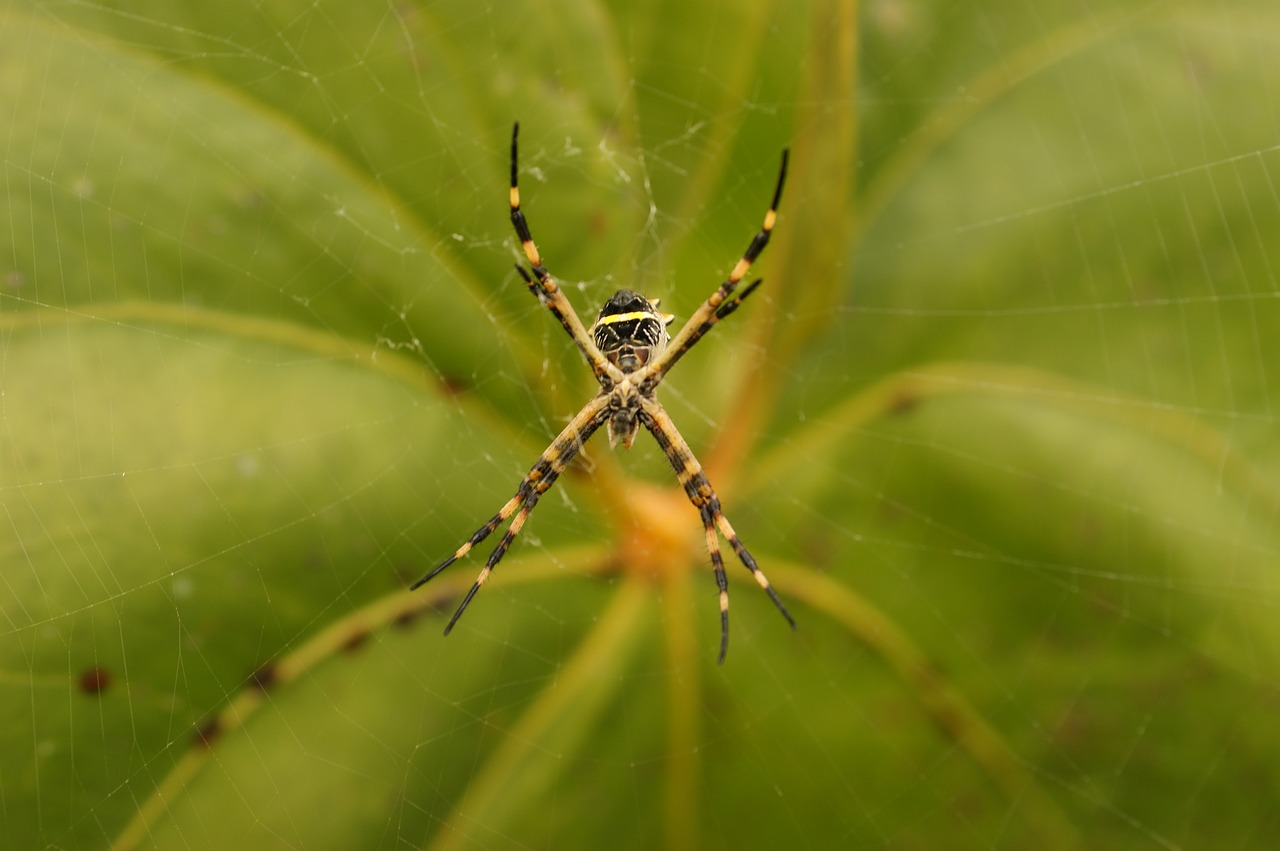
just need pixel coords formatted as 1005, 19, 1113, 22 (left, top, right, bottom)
594, 310, 659, 325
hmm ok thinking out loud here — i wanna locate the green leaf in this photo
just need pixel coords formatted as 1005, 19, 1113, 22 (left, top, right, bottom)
4, 1, 1280, 849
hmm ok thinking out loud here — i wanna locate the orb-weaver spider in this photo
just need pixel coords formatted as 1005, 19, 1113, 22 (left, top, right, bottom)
413, 124, 795, 663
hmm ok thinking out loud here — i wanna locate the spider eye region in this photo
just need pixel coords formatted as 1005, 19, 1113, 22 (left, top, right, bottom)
591, 289, 673, 373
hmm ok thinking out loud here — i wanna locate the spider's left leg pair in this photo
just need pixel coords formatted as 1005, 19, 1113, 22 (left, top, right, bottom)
638, 396, 796, 664
507, 123, 620, 386
411, 394, 610, 633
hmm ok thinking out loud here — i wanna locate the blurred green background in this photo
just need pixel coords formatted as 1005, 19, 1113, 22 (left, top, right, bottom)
3, 0, 1279, 848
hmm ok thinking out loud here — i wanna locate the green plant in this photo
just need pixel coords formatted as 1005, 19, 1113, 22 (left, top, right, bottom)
3, 1, 1279, 848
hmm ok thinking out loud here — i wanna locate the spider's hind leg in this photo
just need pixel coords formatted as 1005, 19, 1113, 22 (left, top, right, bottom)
714, 511, 797, 632
412, 394, 610, 633
701, 507, 732, 664
442, 488, 544, 634
638, 396, 796, 662
410, 493, 525, 590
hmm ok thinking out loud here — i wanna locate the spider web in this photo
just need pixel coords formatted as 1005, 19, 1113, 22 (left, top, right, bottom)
3, 0, 1279, 849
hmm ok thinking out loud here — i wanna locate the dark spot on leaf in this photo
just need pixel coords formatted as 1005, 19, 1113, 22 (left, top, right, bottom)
439, 374, 469, 397
342, 629, 371, 653
392, 608, 423, 630
193, 717, 221, 748
598, 553, 626, 577
78, 666, 111, 695
249, 662, 279, 691
889, 389, 920, 416
427, 587, 467, 616
587, 208, 609, 236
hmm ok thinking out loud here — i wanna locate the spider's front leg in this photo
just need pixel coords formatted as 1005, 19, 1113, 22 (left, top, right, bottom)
637, 396, 796, 663
508, 124, 621, 388
641, 147, 788, 385
413, 394, 610, 633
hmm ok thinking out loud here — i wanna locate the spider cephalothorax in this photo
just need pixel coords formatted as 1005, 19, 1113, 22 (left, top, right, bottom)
412, 123, 794, 663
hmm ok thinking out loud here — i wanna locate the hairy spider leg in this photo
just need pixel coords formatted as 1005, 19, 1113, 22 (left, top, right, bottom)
638, 396, 796, 663
411, 396, 610, 632
645, 149, 788, 383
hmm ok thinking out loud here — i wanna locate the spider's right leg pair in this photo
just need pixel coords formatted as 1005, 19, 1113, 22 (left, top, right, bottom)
638, 397, 796, 664
640, 148, 789, 386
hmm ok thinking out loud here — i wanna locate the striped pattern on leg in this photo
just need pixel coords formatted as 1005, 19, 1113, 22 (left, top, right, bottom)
413, 394, 610, 632
643, 149, 788, 383
508, 123, 618, 385
703, 507, 732, 664
638, 397, 796, 663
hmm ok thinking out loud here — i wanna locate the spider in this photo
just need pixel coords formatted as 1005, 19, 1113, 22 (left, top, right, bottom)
412, 123, 796, 663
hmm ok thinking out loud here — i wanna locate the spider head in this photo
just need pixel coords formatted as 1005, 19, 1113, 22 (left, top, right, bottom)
591, 289, 674, 374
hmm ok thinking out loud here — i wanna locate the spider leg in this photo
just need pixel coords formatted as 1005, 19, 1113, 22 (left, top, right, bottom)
638, 396, 796, 663
410, 492, 524, 589
714, 511, 796, 632
508, 123, 620, 385
442, 487, 541, 635
641, 149, 788, 385
636, 277, 763, 392
712, 277, 763, 322
413, 394, 610, 633
702, 509, 731, 664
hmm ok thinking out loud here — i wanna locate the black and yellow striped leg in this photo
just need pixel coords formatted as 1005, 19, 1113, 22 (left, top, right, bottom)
645, 149, 788, 382
702, 506, 732, 664
712, 277, 762, 322
715, 511, 796, 633
442, 487, 542, 635
639, 278, 763, 394
410, 493, 524, 590
412, 394, 610, 631
508, 123, 618, 384
638, 397, 796, 662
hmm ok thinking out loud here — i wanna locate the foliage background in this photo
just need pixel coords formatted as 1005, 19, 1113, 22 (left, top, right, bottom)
3, 0, 1279, 848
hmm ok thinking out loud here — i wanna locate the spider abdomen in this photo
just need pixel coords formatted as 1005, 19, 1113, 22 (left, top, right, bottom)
591, 289, 674, 373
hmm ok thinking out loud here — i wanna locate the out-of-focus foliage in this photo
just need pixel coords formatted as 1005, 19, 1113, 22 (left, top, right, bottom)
3, 1, 1278, 849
